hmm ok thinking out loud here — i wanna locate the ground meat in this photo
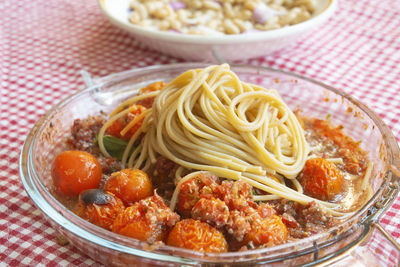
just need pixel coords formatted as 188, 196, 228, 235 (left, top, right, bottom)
140, 193, 180, 228
226, 202, 277, 242
68, 115, 106, 154
151, 157, 179, 186
68, 115, 122, 175
298, 202, 331, 234
338, 147, 367, 174
177, 173, 219, 217
148, 157, 181, 200
280, 213, 300, 229
272, 199, 334, 239
307, 118, 368, 175
273, 199, 297, 217
215, 179, 253, 210
97, 157, 122, 174
191, 197, 229, 228
177, 175, 284, 246
257, 203, 277, 218
226, 209, 252, 242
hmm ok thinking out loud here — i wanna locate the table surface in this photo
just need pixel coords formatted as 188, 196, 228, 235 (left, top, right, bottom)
1, 0, 400, 266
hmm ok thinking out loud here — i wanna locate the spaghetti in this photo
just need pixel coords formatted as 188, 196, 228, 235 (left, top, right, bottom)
98, 64, 356, 215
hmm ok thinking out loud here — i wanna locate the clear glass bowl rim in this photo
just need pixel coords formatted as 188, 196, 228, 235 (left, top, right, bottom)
19, 62, 400, 265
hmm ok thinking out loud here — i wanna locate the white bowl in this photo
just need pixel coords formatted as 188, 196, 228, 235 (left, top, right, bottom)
99, 0, 337, 61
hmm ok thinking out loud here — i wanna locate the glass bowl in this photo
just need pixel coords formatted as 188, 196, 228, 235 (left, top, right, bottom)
20, 63, 400, 266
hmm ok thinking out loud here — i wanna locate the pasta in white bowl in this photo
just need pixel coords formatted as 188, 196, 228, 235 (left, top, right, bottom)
99, 0, 337, 61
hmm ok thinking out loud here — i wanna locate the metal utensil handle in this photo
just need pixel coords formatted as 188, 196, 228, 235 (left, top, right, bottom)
372, 177, 400, 263
373, 222, 400, 252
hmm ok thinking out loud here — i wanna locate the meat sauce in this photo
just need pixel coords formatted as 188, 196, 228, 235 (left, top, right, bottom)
52, 83, 370, 253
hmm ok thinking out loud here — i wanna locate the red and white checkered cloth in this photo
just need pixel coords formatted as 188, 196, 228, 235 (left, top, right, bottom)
1, 0, 400, 265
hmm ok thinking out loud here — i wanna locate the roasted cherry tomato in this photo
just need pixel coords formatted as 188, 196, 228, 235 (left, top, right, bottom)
167, 219, 228, 253
51, 150, 102, 196
244, 215, 288, 247
75, 189, 125, 230
300, 158, 343, 201
104, 169, 153, 206
112, 193, 180, 243
106, 104, 146, 141
113, 205, 159, 242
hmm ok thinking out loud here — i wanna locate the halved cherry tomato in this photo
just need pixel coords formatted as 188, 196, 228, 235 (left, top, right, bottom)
51, 150, 102, 196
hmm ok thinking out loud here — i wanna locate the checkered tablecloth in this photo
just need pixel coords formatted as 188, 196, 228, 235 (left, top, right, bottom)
1, 0, 400, 266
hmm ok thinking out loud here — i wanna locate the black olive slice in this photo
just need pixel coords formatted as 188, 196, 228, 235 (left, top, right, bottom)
80, 189, 111, 205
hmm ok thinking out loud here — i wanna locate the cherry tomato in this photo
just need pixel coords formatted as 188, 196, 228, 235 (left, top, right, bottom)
300, 158, 343, 201
166, 219, 228, 253
244, 215, 288, 247
104, 169, 153, 206
106, 104, 146, 141
112, 194, 180, 243
75, 189, 125, 230
113, 205, 160, 242
51, 150, 102, 196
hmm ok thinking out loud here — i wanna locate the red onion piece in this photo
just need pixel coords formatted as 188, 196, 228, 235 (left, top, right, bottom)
170, 1, 186, 11
253, 3, 276, 24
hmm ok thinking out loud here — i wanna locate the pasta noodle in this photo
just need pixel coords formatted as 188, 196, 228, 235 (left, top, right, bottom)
98, 64, 351, 215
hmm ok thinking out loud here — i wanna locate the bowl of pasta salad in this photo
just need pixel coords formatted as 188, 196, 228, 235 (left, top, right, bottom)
20, 63, 400, 266
99, 0, 337, 61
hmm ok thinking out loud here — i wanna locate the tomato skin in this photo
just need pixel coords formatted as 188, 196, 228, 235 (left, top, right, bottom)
75, 189, 125, 230
112, 193, 180, 243
112, 204, 162, 242
167, 219, 228, 253
244, 215, 288, 247
51, 150, 102, 196
300, 158, 343, 201
104, 169, 153, 206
